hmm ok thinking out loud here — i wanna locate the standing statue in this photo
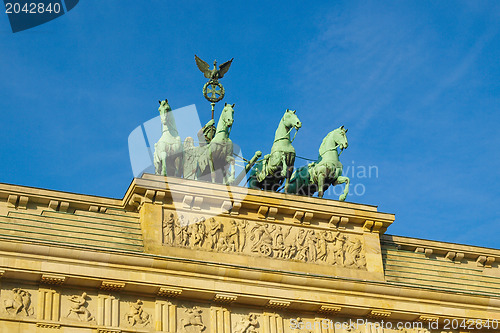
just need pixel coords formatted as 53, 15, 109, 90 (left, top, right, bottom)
194, 103, 236, 185
248, 109, 302, 192
286, 126, 350, 201
153, 99, 183, 177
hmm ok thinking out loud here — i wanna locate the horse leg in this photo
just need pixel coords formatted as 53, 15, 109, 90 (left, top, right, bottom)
336, 176, 350, 201
175, 155, 183, 178
153, 149, 160, 175
284, 154, 295, 193
225, 156, 235, 185
317, 166, 326, 198
208, 147, 216, 183
160, 151, 167, 176
280, 154, 287, 178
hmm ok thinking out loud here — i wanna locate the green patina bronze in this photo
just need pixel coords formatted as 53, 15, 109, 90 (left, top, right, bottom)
153, 99, 183, 177
195, 55, 233, 120
193, 103, 236, 185
151, 56, 352, 202
248, 109, 302, 192
286, 126, 350, 201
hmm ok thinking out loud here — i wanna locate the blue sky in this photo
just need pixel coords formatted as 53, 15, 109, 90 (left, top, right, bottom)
1, 1, 499, 249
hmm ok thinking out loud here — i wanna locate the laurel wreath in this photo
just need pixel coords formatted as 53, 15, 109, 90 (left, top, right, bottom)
203, 80, 225, 103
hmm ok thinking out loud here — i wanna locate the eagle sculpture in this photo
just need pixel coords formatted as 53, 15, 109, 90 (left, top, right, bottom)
195, 55, 233, 82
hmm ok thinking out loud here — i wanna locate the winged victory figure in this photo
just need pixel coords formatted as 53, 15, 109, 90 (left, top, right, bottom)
195, 55, 233, 82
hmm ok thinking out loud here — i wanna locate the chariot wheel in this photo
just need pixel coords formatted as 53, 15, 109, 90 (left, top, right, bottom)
203, 80, 225, 103
259, 243, 272, 256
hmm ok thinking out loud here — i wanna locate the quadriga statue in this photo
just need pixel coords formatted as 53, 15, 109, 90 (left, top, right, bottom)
247, 109, 302, 192
286, 126, 350, 201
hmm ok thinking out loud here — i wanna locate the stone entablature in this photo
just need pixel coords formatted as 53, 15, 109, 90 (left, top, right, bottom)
127, 174, 395, 233
0, 175, 499, 332
382, 234, 500, 269
0, 279, 498, 332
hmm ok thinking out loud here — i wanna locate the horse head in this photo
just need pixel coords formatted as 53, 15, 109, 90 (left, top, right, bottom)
158, 99, 172, 114
158, 99, 172, 126
158, 99, 179, 136
283, 109, 302, 130
222, 102, 235, 128
332, 125, 349, 150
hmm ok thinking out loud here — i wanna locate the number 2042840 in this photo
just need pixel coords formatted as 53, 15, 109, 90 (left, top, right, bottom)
5, 2, 61, 14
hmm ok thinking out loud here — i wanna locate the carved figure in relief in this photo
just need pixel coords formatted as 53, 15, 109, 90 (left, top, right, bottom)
233, 313, 259, 333
295, 229, 308, 261
250, 223, 274, 256
282, 240, 297, 260
344, 238, 366, 268
163, 212, 175, 244
316, 231, 329, 262
225, 219, 240, 252
180, 306, 206, 333
207, 218, 222, 249
330, 232, 346, 266
66, 292, 94, 322
250, 223, 266, 252
180, 218, 191, 246
3, 288, 33, 316
174, 214, 187, 246
305, 230, 317, 262
125, 299, 151, 327
272, 226, 291, 258
192, 217, 206, 247
237, 220, 248, 252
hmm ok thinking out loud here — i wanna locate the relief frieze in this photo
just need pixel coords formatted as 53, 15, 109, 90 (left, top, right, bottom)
66, 292, 94, 322
125, 299, 151, 327
162, 210, 366, 269
179, 305, 206, 333
233, 313, 260, 333
3, 288, 34, 317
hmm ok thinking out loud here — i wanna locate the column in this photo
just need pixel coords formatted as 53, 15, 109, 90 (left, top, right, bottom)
37, 289, 60, 321
262, 312, 282, 333
262, 312, 271, 333
155, 300, 177, 332
210, 307, 231, 333
98, 295, 119, 327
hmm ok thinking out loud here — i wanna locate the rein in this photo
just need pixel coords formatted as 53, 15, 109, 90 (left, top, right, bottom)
320, 144, 344, 157
273, 126, 299, 144
214, 117, 232, 137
